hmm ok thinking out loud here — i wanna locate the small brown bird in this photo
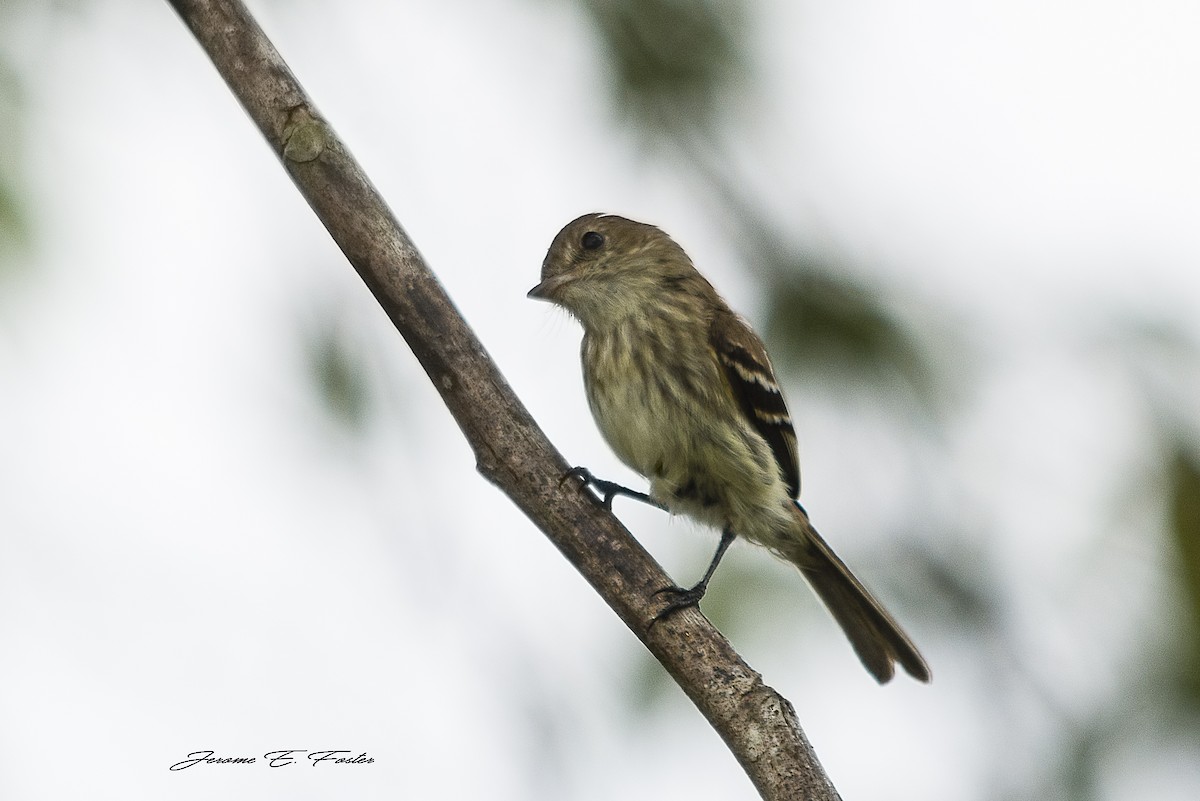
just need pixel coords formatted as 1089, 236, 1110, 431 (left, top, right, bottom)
529, 213, 929, 683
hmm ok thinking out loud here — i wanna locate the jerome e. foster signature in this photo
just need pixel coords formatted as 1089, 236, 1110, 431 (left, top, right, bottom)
169, 750, 374, 770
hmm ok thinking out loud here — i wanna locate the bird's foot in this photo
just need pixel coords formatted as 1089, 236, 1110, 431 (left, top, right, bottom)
562, 466, 660, 511
649, 582, 709, 626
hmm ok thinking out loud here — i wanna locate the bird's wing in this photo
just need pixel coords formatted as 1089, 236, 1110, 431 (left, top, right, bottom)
710, 309, 801, 498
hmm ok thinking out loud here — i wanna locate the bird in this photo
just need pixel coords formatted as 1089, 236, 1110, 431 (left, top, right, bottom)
528, 212, 929, 684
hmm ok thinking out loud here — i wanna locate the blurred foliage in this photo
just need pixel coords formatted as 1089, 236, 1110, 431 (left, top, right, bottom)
0, 0, 91, 278
1168, 446, 1200, 702
0, 46, 30, 273
304, 307, 373, 432
909, 538, 1000, 632
764, 267, 937, 403
579, 0, 748, 141
1107, 318, 1200, 704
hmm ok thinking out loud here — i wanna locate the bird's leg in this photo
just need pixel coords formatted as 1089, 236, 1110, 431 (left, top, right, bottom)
651, 527, 737, 623
563, 466, 665, 512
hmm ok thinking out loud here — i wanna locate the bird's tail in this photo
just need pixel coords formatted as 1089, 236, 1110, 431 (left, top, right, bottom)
783, 504, 930, 684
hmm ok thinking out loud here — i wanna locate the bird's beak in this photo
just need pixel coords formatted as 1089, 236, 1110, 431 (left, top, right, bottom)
527, 274, 566, 302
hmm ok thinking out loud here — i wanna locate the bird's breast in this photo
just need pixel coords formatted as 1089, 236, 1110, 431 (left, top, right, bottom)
581, 325, 795, 540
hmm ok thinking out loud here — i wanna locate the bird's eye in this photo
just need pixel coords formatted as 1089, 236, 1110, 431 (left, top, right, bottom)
581, 231, 605, 251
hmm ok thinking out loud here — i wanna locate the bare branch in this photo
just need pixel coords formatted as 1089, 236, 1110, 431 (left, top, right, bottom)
166, 1, 841, 797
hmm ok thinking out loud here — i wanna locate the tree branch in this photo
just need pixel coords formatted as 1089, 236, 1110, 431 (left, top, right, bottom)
165, 1, 841, 797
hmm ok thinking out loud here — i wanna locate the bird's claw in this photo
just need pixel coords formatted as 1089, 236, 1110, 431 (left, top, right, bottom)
562, 466, 647, 511
648, 583, 708, 628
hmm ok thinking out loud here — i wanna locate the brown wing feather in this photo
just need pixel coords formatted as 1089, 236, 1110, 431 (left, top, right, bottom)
710, 310, 801, 498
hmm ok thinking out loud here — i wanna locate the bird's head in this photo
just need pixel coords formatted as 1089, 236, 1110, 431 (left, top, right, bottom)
528, 213, 708, 330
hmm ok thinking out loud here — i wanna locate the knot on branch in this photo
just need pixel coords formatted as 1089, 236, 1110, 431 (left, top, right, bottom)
282, 107, 327, 162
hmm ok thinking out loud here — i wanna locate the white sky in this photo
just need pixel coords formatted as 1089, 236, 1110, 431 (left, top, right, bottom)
1, 1, 1198, 799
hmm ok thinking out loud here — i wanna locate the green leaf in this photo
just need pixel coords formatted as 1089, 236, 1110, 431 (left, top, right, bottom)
305, 311, 372, 432
1168, 447, 1200, 703
0, 52, 30, 274
764, 269, 938, 405
582, 0, 748, 139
